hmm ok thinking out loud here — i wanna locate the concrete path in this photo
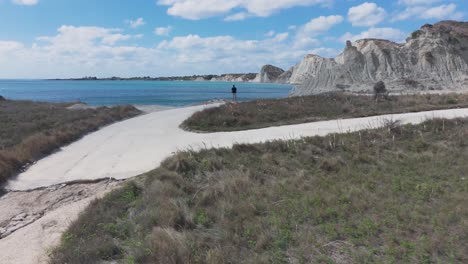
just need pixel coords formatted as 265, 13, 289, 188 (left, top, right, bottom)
7, 104, 468, 190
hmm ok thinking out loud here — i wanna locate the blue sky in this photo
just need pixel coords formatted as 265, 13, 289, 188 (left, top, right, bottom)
0, 0, 466, 78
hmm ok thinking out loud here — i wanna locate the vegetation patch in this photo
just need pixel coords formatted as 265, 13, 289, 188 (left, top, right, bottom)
51, 118, 468, 263
182, 93, 468, 132
0, 99, 140, 184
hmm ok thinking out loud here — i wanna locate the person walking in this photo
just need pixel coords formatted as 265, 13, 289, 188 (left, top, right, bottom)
231, 84, 238, 102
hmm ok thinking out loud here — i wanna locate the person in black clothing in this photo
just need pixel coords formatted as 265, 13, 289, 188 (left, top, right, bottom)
231, 85, 237, 102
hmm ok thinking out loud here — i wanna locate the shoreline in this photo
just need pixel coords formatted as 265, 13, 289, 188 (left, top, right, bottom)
45, 72, 259, 82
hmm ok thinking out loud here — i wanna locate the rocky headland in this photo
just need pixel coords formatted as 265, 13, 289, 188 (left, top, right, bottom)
258, 20, 468, 95
58, 73, 258, 82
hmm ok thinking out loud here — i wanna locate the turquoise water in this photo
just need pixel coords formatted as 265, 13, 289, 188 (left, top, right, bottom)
0, 80, 292, 106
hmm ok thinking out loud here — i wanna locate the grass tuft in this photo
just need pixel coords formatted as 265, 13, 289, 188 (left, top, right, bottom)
0, 99, 140, 184
182, 93, 468, 132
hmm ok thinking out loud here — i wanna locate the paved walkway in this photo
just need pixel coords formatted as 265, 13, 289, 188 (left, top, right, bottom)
7, 104, 468, 190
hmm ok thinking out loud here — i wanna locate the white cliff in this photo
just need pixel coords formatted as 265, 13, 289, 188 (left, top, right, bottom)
287, 21, 468, 95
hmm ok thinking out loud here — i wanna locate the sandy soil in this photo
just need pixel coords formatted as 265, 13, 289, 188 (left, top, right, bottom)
0, 179, 122, 264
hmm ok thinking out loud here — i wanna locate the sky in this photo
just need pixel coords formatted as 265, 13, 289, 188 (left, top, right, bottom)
0, 0, 466, 78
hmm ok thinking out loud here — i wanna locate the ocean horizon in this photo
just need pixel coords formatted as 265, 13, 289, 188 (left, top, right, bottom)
0, 79, 292, 107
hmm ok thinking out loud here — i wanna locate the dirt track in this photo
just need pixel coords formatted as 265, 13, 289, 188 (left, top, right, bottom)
0, 179, 122, 264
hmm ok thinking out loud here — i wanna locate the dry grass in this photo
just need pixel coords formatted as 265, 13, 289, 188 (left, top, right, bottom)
0, 99, 140, 185
51, 118, 468, 263
182, 93, 468, 132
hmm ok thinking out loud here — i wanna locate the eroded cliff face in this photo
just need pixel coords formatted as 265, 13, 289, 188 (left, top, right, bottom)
289, 21, 468, 95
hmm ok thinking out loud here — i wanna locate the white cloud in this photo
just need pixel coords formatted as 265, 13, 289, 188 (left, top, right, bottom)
154, 26, 173, 36
243, 0, 333, 17
157, 0, 332, 20
12, 0, 38, 5
273, 32, 289, 42
341, 27, 407, 43
36, 26, 140, 47
155, 32, 302, 69
157, 34, 254, 50
392, 4, 463, 21
0, 26, 153, 78
293, 15, 343, 49
348, 2, 386, 27
265, 30, 276, 37
419, 4, 463, 19
224, 12, 251, 21
101, 34, 132, 45
309, 47, 340, 58
293, 37, 320, 49
0, 41, 24, 52
303, 15, 344, 35
126, 18, 146, 28
263, 31, 289, 42
398, 0, 441, 6
0, 25, 315, 78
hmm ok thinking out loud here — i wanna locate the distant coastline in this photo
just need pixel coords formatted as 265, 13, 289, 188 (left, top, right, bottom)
49, 73, 258, 82
0, 79, 291, 106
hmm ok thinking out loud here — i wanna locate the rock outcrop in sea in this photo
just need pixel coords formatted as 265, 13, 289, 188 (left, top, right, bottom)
256, 21, 468, 95
254, 64, 287, 83
208, 73, 257, 82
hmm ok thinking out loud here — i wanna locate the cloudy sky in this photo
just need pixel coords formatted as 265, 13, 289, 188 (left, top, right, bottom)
0, 0, 466, 78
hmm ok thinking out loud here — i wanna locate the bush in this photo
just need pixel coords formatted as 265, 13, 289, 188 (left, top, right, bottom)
373, 81, 388, 100
182, 93, 468, 132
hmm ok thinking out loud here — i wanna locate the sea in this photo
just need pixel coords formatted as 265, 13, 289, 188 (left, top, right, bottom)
0, 80, 292, 107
